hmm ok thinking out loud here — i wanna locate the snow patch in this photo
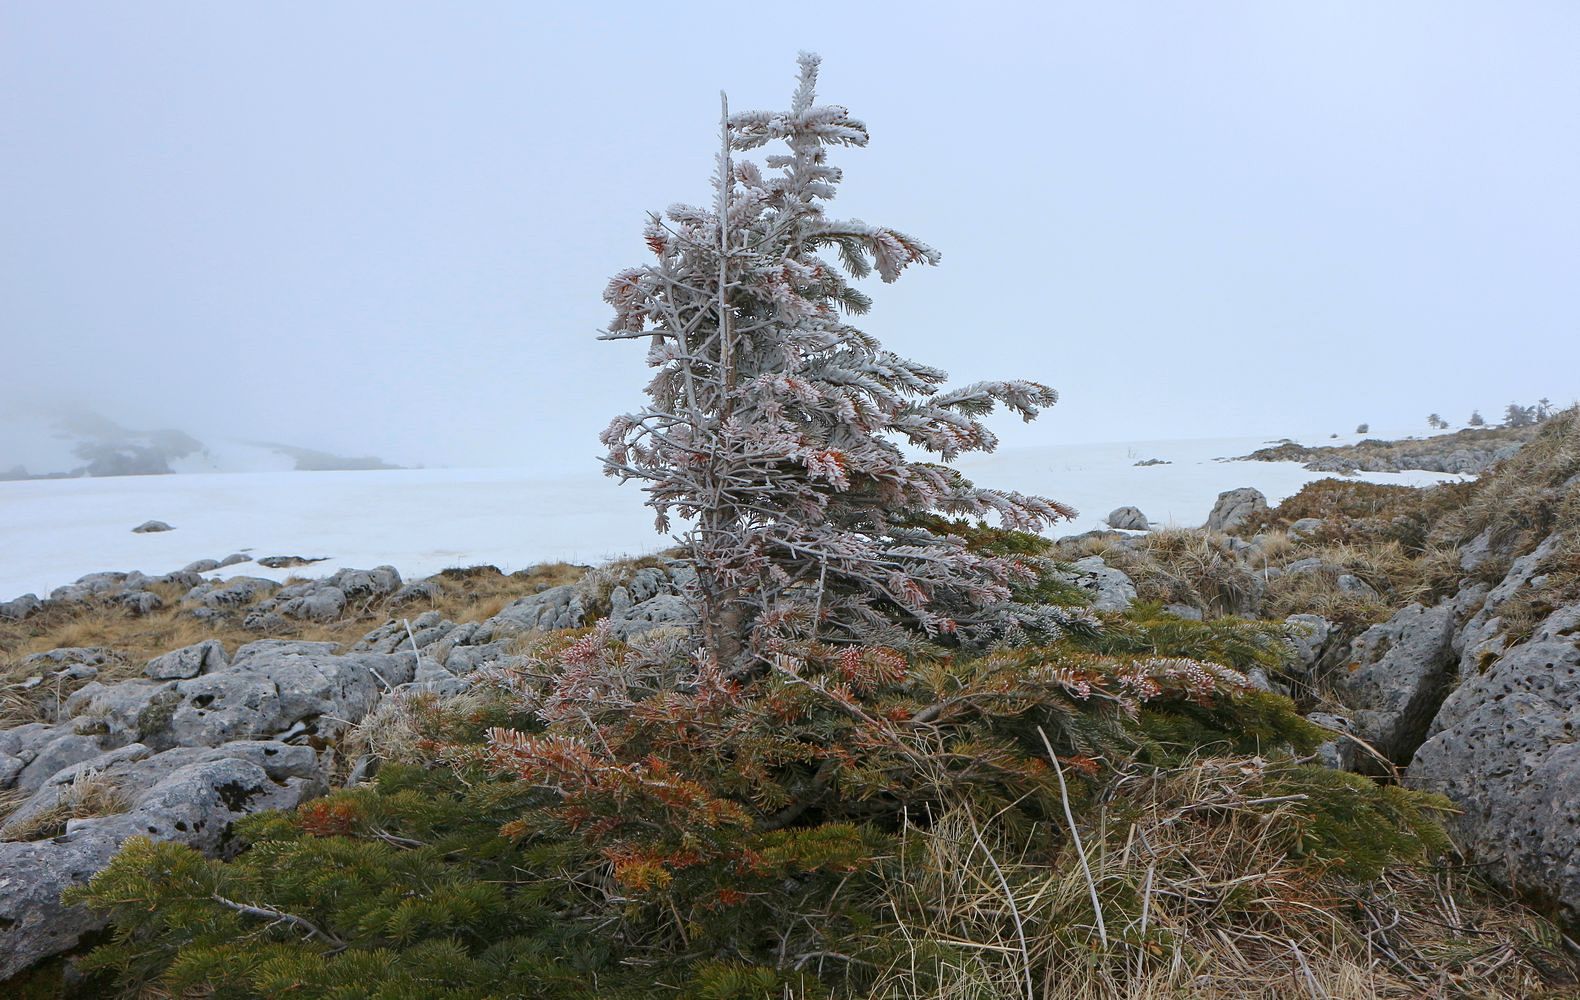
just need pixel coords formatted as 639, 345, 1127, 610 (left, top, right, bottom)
0, 434, 1467, 603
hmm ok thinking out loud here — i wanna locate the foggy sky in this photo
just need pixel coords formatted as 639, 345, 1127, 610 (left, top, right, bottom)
3, 2, 1576, 474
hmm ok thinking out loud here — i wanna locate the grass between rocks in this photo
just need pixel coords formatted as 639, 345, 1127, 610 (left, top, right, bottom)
0, 769, 130, 843
10, 416, 1580, 996
1241, 421, 1543, 474
0, 562, 591, 728
45, 672, 1580, 999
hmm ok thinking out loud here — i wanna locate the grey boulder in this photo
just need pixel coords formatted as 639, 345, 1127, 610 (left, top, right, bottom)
1410, 602, 1580, 922
1288, 517, 1324, 539
1062, 557, 1137, 613
491, 583, 587, 633
0, 741, 324, 980
0, 593, 41, 621
1333, 602, 1456, 766
1205, 487, 1267, 533
608, 594, 692, 639
1105, 506, 1150, 531
145, 639, 228, 680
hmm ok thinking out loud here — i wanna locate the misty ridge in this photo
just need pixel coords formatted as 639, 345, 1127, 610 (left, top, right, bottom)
0, 406, 402, 481
3, 397, 1565, 483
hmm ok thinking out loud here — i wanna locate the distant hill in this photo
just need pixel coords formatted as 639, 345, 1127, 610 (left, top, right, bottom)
1239, 422, 1541, 475
0, 410, 401, 479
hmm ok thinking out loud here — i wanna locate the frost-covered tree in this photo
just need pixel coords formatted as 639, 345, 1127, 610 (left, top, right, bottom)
1468, 410, 1485, 427
1427, 413, 1447, 430
1355, 423, 1370, 435
600, 54, 1072, 666
1504, 403, 1536, 428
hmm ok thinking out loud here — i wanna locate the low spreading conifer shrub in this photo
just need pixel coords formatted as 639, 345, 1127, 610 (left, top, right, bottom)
62, 628, 1572, 998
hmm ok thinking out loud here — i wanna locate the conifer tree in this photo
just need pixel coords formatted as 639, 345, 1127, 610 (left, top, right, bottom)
1504, 402, 1536, 428
1468, 409, 1485, 427
599, 54, 1071, 665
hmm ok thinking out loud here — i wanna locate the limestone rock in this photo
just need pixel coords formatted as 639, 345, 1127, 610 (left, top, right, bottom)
0, 593, 41, 621
1105, 506, 1150, 531
1288, 517, 1324, 539
1205, 487, 1267, 532
191, 576, 279, 609
1333, 603, 1456, 766
1063, 557, 1137, 613
0, 741, 324, 979
608, 594, 692, 639
145, 639, 228, 680
1410, 602, 1580, 921
490, 583, 587, 633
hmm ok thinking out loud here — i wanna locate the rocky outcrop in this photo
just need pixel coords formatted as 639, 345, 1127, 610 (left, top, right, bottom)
1205, 487, 1267, 533
0, 631, 424, 976
1332, 602, 1456, 766
0, 554, 828, 978
1288, 517, 1324, 540
0, 741, 323, 978
145, 639, 228, 680
0, 593, 42, 622
1105, 506, 1150, 531
131, 520, 173, 533
1453, 535, 1559, 685
1409, 547, 1580, 921
1059, 557, 1137, 613
1240, 423, 1538, 475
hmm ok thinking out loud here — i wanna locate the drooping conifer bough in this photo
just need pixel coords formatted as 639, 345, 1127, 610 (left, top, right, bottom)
599, 53, 1074, 666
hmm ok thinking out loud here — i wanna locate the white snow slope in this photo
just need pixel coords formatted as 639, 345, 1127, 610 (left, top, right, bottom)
0, 432, 1465, 603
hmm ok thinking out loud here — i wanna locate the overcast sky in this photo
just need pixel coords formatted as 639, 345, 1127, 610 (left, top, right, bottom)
2, 2, 1576, 473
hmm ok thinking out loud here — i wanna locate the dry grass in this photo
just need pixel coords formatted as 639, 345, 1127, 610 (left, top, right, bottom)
1496, 532, 1580, 646
1127, 531, 1260, 618
339, 685, 498, 773
1063, 509, 1473, 639
1, 767, 131, 841
1059, 530, 1260, 618
869, 758, 1579, 1000
0, 561, 593, 727
1432, 407, 1580, 559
